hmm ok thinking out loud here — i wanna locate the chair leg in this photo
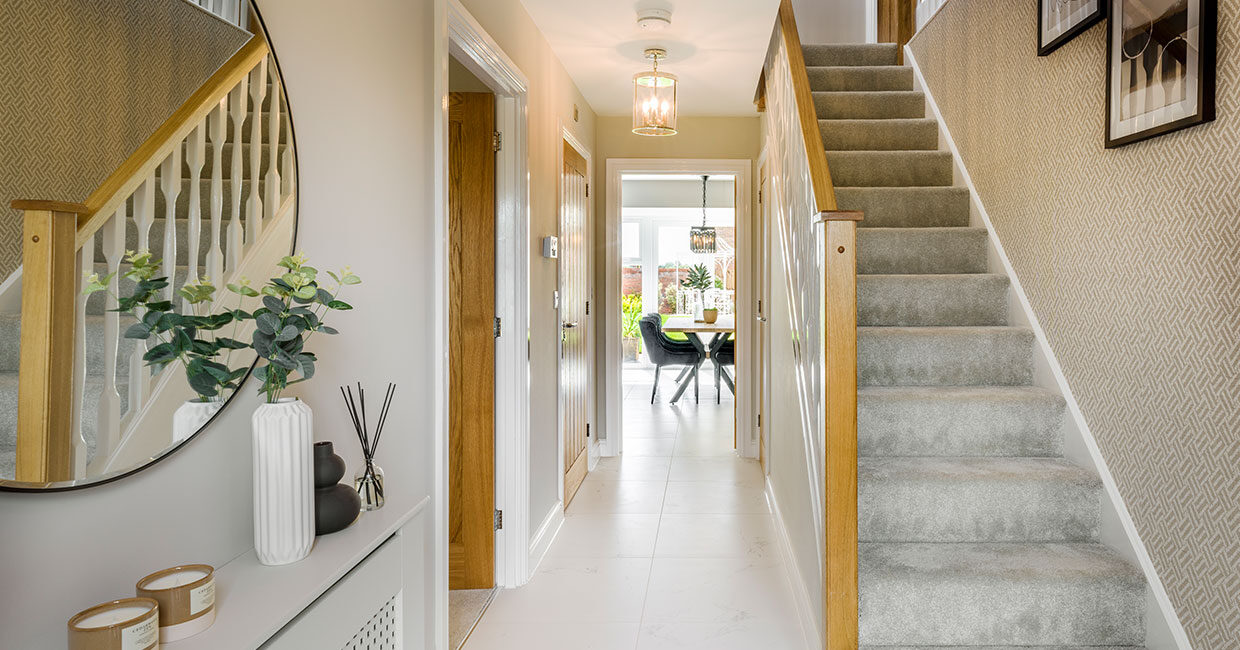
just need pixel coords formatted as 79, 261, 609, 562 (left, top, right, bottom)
674, 365, 692, 383
693, 363, 700, 404
651, 365, 661, 404
716, 363, 721, 404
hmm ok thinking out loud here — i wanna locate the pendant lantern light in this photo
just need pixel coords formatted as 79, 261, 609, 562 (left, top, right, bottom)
632, 48, 678, 137
689, 175, 717, 254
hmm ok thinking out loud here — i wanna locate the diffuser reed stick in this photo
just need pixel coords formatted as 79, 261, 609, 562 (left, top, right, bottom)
340, 382, 395, 501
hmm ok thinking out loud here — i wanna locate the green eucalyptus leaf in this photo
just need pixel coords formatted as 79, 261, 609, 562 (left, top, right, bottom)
275, 324, 299, 342
262, 295, 286, 314
320, 325, 339, 335
256, 313, 280, 335
123, 323, 151, 339
327, 300, 352, 311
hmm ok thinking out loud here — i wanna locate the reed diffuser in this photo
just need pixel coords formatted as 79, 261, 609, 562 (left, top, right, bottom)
341, 382, 395, 511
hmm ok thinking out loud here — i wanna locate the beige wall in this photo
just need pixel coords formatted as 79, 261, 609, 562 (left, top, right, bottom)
592, 116, 761, 443
0, 0, 250, 280
911, 1, 1240, 644
449, 55, 492, 93
458, 0, 598, 524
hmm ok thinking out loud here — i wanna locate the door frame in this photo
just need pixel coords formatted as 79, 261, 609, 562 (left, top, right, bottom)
556, 129, 595, 507
444, 0, 532, 590
601, 158, 756, 459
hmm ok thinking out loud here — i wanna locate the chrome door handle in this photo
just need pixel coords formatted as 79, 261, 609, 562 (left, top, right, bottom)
755, 316, 767, 322
562, 322, 579, 329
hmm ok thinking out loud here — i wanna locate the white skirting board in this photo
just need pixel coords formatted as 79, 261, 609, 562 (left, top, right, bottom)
527, 501, 564, 576
904, 44, 1192, 650
765, 480, 819, 650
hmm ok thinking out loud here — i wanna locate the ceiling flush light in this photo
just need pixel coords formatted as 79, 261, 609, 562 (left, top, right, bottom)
636, 7, 672, 31
689, 175, 717, 254
633, 48, 678, 137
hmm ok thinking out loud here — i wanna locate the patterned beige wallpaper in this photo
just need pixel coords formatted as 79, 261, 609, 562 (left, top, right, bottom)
0, 0, 250, 279
911, 1, 1240, 646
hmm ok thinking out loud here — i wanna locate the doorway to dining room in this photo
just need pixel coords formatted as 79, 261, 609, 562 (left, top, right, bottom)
602, 159, 756, 461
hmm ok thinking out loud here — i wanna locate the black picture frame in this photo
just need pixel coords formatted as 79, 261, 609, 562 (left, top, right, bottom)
1105, 0, 1216, 148
1038, 0, 1106, 56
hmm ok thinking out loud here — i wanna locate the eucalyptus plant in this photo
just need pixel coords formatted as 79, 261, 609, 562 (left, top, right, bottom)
243, 254, 360, 404
84, 251, 251, 402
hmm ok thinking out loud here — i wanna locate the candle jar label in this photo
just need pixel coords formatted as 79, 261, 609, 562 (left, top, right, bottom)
121, 616, 158, 650
190, 579, 216, 616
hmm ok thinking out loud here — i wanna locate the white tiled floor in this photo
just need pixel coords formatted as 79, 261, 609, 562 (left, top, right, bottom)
465, 364, 807, 650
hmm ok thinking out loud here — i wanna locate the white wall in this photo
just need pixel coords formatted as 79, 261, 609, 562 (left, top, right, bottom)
0, 1, 442, 646
791, 0, 868, 44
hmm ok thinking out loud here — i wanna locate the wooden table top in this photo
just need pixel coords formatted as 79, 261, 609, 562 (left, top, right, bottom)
662, 314, 736, 334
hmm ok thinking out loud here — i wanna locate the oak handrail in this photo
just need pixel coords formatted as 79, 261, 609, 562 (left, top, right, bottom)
757, 1, 861, 648
73, 36, 269, 251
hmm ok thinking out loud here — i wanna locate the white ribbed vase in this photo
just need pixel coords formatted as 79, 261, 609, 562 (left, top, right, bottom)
252, 398, 314, 566
172, 400, 223, 444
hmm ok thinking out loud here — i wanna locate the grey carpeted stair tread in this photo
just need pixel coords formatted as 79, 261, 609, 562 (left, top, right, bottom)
238, 109, 290, 143
858, 227, 989, 275
820, 119, 938, 151
0, 315, 137, 376
89, 217, 237, 267
0, 374, 132, 480
859, 274, 1008, 326
826, 150, 953, 187
860, 457, 1101, 542
860, 543, 1145, 646
859, 386, 1065, 457
803, 43, 898, 67
859, 326, 1034, 386
154, 178, 266, 222
807, 65, 913, 92
813, 91, 925, 119
836, 186, 970, 228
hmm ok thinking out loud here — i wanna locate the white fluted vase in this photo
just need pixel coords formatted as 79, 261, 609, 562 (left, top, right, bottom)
172, 400, 223, 444
252, 398, 314, 566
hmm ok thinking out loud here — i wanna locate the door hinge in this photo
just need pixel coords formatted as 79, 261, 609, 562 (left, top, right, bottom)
585, 300, 591, 316
586, 423, 591, 438
757, 413, 762, 428
494, 509, 503, 530
758, 188, 763, 204
493, 131, 503, 152
494, 317, 502, 338
585, 183, 590, 198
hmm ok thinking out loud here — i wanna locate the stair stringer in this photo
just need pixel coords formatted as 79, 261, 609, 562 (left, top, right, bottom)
905, 44, 1192, 650
98, 193, 297, 475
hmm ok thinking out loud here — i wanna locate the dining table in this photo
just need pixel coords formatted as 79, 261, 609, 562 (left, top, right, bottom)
661, 314, 735, 404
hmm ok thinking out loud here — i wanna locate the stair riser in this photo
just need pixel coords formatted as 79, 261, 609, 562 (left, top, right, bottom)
807, 66, 913, 92
859, 328, 1034, 386
858, 228, 989, 275
821, 119, 938, 151
827, 151, 953, 187
814, 92, 925, 119
859, 274, 1008, 326
837, 187, 971, 228
150, 179, 273, 229
237, 110, 290, 144
803, 44, 898, 67
861, 567, 1145, 645
860, 459, 1102, 542
191, 142, 288, 180
859, 389, 1065, 457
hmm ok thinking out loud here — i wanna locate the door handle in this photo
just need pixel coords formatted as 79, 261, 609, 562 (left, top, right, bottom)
755, 316, 767, 322
562, 322, 579, 329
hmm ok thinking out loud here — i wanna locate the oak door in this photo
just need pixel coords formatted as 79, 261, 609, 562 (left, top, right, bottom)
560, 141, 590, 506
448, 91, 495, 590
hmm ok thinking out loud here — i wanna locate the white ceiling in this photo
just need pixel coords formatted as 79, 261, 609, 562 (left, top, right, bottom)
518, 0, 781, 117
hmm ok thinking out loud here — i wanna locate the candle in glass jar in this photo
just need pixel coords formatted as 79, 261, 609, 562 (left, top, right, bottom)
136, 564, 216, 642
68, 598, 159, 650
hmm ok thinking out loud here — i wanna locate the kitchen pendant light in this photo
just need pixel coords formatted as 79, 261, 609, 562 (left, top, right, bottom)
632, 48, 678, 137
689, 175, 716, 254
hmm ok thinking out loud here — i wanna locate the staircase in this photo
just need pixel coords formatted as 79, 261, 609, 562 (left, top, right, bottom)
1, 40, 292, 481
810, 43, 1148, 647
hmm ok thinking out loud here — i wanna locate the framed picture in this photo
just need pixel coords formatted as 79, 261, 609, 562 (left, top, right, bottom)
1038, 0, 1106, 56
1106, 0, 1216, 148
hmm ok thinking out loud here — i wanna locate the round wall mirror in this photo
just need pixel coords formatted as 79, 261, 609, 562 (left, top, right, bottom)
0, 1, 296, 491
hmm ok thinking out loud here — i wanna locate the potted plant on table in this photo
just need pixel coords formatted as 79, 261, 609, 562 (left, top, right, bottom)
85, 251, 251, 443
242, 254, 360, 566
680, 263, 713, 322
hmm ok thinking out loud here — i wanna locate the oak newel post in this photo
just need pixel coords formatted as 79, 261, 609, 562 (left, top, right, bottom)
12, 200, 87, 483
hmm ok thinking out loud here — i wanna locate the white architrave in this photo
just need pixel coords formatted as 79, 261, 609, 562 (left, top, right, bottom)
603, 158, 755, 459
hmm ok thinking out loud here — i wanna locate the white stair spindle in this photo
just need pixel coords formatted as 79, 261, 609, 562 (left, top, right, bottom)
159, 147, 181, 305
92, 207, 125, 475
70, 241, 91, 479
247, 59, 268, 243
264, 61, 282, 223
129, 176, 156, 415
229, 75, 249, 269
281, 103, 294, 201
208, 98, 227, 282
185, 123, 206, 309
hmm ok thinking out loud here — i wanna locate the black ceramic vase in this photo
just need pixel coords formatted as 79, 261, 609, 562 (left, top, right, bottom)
314, 441, 361, 536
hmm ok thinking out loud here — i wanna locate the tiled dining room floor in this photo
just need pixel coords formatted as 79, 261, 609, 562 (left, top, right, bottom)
463, 363, 807, 650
